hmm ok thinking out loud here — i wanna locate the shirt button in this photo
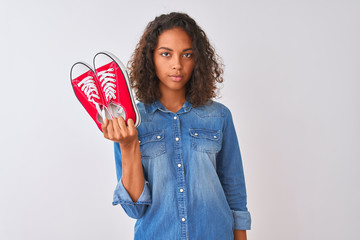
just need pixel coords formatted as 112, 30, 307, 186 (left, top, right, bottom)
213, 136, 217, 139
194, 133, 198, 136
180, 188, 184, 192
181, 218, 186, 222
175, 137, 179, 141
138, 140, 141, 143
177, 163, 182, 168
174, 116, 177, 120
157, 135, 161, 139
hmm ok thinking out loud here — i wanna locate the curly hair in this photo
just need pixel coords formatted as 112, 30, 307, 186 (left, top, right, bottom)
128, 12, 224, 107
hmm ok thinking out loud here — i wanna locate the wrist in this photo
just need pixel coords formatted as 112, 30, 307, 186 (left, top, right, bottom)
120, 139, 140, 154
120, 141, 141, 166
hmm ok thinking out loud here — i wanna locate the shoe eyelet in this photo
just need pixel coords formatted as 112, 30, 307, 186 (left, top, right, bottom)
112, 74, 115, 77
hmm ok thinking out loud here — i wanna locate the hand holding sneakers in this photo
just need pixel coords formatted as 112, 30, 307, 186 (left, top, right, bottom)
70, 52, 141, 132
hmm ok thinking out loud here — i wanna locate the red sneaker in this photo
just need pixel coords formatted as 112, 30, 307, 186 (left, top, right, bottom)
93, 52, 141, 127
70, 62, 112, 131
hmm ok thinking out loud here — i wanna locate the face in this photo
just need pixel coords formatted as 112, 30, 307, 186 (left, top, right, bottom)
153, 27, 195, 96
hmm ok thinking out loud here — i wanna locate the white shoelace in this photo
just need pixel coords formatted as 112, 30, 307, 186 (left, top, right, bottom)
97, 68, 117, 102
77, 76, 102, 115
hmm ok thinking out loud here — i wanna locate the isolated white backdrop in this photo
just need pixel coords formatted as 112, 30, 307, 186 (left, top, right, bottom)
0, 0, 359, 239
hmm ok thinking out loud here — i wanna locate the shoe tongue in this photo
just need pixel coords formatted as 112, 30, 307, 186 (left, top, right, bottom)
109, 103, 126, 119
104, 107, 113, 120
97, 107, 114, 124
97, 112, 104, 124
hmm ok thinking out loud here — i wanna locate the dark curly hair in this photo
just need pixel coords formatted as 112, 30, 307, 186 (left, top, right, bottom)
128, 12, 224, 107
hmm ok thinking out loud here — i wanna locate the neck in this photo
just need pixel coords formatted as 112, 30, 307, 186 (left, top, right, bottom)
159, 89, 186, 113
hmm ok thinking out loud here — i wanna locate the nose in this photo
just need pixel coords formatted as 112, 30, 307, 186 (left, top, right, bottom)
171, 55, 182, 70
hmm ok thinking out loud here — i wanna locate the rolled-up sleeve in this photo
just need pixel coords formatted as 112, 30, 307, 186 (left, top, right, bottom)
216, 106, 251, 230
232, 210, 251, 230
112, 142, 151, 219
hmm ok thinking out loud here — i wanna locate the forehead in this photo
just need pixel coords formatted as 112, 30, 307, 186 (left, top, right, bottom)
156, 28, 192, 48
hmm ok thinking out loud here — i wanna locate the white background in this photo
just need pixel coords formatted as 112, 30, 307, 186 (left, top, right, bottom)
0, 0, 359, 239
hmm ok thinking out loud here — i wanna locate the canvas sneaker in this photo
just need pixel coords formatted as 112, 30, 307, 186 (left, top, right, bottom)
93, 51, 141, 127
70, 62, 112, 131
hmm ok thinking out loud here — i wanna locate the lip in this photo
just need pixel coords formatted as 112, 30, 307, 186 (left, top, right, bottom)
169, 75, 183, 82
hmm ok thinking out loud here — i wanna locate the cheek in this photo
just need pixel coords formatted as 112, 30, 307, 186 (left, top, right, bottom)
154, 55, 166, 68
155, 64, 166, 78
186, 61, 195, 74
153, 57, 163, 76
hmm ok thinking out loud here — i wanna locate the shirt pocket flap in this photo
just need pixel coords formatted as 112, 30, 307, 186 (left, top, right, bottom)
139, 130, 165, 145
189, 128, 221, 141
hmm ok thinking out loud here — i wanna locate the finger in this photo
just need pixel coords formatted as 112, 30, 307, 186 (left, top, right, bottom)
101, 118, 109, 138
127, 118, 137, 136
117, 117, 127, 133
127, 118, 135, 127
106, 119, 115, 139
111, 118, 122, 138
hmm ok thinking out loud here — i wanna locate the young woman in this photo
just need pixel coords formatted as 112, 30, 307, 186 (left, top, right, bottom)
102, 12, 251, 240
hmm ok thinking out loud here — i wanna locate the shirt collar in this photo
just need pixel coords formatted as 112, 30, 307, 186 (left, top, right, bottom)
145, 99, 192, 114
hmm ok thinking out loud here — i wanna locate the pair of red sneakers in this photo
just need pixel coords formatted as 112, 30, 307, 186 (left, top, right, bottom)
70, 52, 140, 131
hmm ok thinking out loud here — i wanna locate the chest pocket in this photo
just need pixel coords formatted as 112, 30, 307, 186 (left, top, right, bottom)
139, 130, 166, 159
190, 128, 222, 154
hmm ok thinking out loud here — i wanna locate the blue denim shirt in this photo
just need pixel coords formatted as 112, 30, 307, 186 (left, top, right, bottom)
112, 100, 251, 240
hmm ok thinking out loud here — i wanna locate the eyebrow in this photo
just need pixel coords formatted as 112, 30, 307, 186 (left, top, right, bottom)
158, 47, 193, 52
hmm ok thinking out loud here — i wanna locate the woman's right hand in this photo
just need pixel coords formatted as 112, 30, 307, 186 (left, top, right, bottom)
103, 117, 144, 202
101, 117, 139, 150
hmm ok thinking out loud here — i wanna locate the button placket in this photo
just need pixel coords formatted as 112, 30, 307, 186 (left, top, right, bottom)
172, 113, 188, 235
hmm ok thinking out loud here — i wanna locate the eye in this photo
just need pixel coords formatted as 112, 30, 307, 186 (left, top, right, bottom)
183, 53, 192, 58
161, 52, 170, 57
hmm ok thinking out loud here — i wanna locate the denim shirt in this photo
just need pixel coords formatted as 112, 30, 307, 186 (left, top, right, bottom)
112, 100, 251, 240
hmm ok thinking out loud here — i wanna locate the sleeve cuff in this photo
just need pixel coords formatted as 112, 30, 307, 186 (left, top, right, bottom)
232, 210, 251, 230
112, 177, 151, 205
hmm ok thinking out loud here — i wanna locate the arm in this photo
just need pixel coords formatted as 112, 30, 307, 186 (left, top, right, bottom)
102, 117, 151, 219
216, 107, 251, 231
119, 127, 144, 202
234, 229, 247, 240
